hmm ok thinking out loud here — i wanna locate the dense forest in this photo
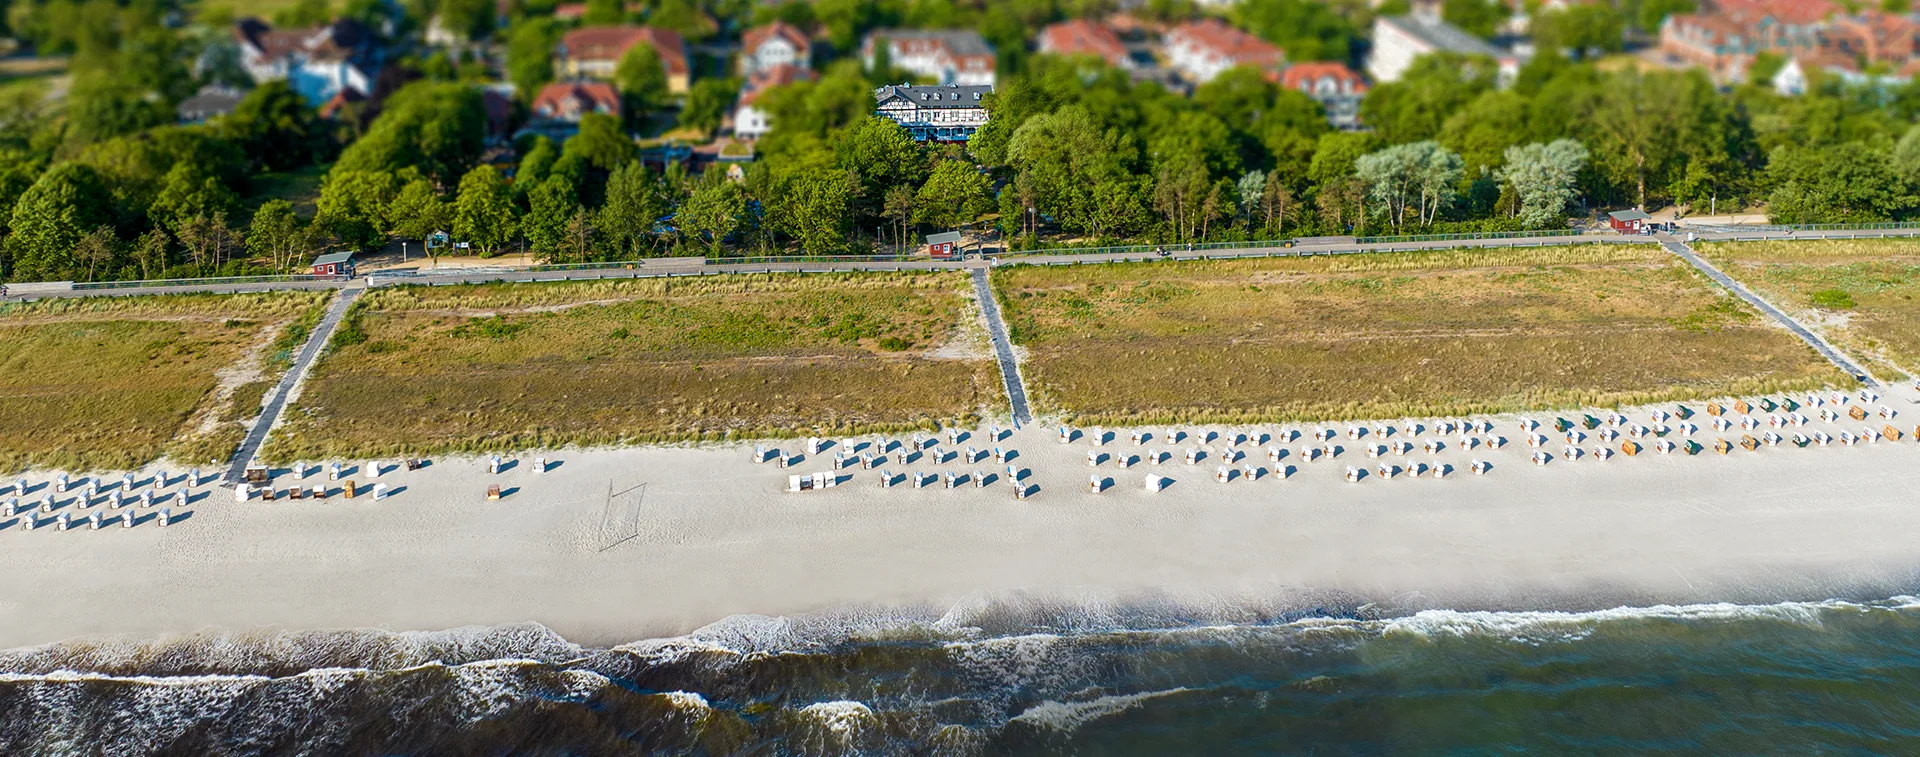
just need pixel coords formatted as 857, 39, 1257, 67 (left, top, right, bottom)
0, 0, 1917, 283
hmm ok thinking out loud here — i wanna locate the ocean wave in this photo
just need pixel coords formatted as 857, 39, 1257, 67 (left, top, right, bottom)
1008, 688, 1192, 733
6, 593, 1920, 754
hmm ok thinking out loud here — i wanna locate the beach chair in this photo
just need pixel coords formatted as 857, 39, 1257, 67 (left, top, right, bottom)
1531, 451, 1549, 466
1344, 466, 1360, 483
1763, 432, 1781, 447
1849, 406, 1869, 421
1594, 446, 1613, 461
1887, 425, 1905, 441
1088, 475, 1102, 493
1706, 403, 1723, 417
1655, 440, 1676, 454
1471, 460, 1490, 475
1734, 400, 1751, 415
1739, 435, 1758, 451
486, 483, 501, 501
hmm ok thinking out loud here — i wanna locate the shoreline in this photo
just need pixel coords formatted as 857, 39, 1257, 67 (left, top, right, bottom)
4, 390, 1920, 651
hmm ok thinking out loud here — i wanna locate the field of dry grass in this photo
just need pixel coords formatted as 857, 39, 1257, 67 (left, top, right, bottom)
993, 246, 1845, 425
1702, 238, 1920, 380
266, 273, 1001, 459
0, 291, 330, 472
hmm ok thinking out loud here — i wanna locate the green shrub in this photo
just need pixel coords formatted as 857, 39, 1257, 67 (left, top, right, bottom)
1810, 289, 1855, 310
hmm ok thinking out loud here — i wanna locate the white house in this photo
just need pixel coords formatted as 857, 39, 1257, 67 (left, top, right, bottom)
740, 21, 810, 76
1163, 18, 1283, 85
1369, 10, 1519, 84
733, 64, 816, 140
862, 30, 996, 86
233, 17, 381, 106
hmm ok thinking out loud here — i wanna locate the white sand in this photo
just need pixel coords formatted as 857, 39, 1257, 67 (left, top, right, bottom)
3, 393, 1920, 649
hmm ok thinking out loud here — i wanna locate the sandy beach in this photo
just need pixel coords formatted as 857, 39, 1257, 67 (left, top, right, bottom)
2, 389, 1920, 649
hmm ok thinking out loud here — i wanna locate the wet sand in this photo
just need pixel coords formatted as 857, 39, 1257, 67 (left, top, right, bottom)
2, 393, 1920, 649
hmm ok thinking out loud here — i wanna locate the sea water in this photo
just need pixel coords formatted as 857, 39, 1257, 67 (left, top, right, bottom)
4, 594, 1920, 754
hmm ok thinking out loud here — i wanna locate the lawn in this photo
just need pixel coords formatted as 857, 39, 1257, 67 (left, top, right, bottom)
0, 291, 331, 472
993, 245, 1845, 425
266, 272, 1001, 459
1702, 237, 1920, 380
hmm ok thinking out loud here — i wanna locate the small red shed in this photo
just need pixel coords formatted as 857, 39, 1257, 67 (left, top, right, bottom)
926, 231, 962, 260
1608, 209, 1653, 234
311, 251, 357, 278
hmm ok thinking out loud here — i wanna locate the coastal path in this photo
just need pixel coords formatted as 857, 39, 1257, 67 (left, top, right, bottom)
222, 284, 366, 483
971, 267, 1032, 427
1656, 234, 1877, 385
12, 227, 1920, 303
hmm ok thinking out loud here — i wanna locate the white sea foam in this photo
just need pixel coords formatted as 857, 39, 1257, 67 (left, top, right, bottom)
798, 700, 875, 735
1009, 688, 1191, 733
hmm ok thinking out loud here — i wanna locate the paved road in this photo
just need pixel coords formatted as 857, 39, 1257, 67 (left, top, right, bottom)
1657, 235, 1876, 385
222, 285, 365, 483
970, 267, 1032, 427
10, 227, 1920, 303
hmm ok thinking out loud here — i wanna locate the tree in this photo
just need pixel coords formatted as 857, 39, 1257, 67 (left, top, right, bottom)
437, 0, 496, 40
615, 43, 670, 115
1231, 0, 1359, 61
583, 0, 627, 24
388, 176, 451, 249
597, 161, 664, 257
1307, 131, 1384, 191
5, 162, 112, 282
71, 226, 118, 282
678, 171, 746, 254
883, 184, 915, 252
132, 228, 170, 280
453, 164, 517, 255
1236, 170, 1266, 230
175, 212, 241, 274
562, 113, 637, 172
680, 78, 740, 135
913, 160, 993, 231
1005, 106, 1132, 235
223, 80, 323, 171
149, 162, 239, 233
1358, 53, 1498, 144
506, 19, 558, 100
332, 81, 487, 186
1437, 91, 1530, 177
1442, 0, 1508, 39
315, 170, 398, 250
518, 136, 558, 188
562, 210, 595, 263
1355, 141, 1464, 231
1261, 175, 1295, 235
1766, 141, 1917, 224
523, 175, 580, 254
835, 116, 926, 219
1497, 139, 1589, 228
1154, 154, 1216, 242
766, 158, 855, 255
248, 199, 313, 273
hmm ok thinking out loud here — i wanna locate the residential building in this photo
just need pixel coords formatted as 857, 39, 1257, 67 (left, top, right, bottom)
1281, 62, 1369, 129
862, 30, 997, 86
532, 81, 622, 121
1825, 11, 1920, 70
1369, 11, 1519, 84
733, 64, 816, 140
740, 21, 811, 76
233, 17, 382, 106
1659, 0, 1837, 82
872, 83, 993, 142
1163, 18, 1284, 84
177, 85, 245, 124
1037, 19, 1133, 70
557, 26, 690, 93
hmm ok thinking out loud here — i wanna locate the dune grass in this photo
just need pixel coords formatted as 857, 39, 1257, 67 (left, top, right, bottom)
993, 246, 1845, 425
0, 291, 331, 472
1702, 238, 1920, 380
265, 272, 1001, 459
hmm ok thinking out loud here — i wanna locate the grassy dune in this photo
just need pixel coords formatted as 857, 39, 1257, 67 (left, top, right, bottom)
267, 273, 1001, 459
0, 291, 330, 471
995, 246, 1844, 425
1703, 238, 1920, 380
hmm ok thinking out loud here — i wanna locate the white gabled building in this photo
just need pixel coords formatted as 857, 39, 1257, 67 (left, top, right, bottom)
1369, 10, 1520, 84
740, 21, 811, 77
872, 83, 992, 143
862, 30, 997, 86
